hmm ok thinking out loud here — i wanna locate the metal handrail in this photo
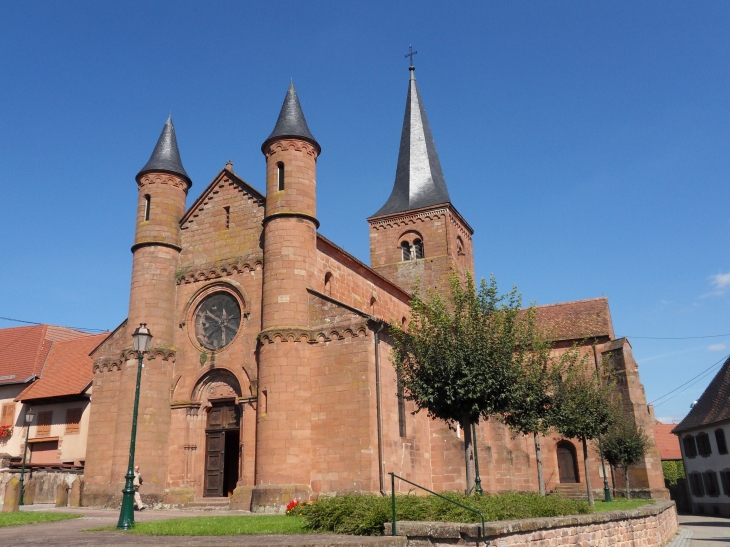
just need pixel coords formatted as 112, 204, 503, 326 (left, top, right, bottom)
389, 472, 485, 541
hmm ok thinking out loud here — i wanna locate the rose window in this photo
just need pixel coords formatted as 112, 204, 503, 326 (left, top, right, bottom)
194, 293, 241, 350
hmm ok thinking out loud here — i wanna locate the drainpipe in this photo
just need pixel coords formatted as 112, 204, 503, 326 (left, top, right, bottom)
373, 320, 386, 496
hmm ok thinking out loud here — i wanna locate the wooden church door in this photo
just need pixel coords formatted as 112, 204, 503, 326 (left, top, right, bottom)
204, 402, 240, 497
557, 442, 578, 483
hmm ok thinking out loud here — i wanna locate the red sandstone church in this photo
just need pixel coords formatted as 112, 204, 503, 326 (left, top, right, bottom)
83, 66, 667, 509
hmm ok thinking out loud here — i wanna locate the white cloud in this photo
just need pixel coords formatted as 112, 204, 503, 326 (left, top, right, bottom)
711, 272, 730, 289
708, 344, 728, 352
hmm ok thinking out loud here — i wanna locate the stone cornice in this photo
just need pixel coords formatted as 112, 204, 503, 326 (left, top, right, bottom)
258, 324, 369, 345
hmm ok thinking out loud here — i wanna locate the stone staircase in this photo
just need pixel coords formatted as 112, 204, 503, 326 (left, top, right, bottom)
551, 484, 588, 500
185, 497, 231, 510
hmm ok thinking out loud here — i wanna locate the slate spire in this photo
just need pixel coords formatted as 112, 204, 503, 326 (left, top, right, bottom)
262, 82, 320, 154
371, 66, 451, 217
137, 116, 191, 187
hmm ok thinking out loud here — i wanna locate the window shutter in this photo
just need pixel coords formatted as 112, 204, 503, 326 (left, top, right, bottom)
36, 411, 52, 437
65, 408, 82, 434
0, 403, 15, 427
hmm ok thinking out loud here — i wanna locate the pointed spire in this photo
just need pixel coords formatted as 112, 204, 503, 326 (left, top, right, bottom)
137, 116, 191, 187
262, 82, 320, 154
371, 67, 450, 217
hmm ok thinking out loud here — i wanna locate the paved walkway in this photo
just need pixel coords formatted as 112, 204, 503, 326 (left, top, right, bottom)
678, 513, 730, 546
1, 505, 404, 547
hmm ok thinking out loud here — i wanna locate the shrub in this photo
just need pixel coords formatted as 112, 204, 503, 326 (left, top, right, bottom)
662, 460, 685, 486
298, 492, 590, 536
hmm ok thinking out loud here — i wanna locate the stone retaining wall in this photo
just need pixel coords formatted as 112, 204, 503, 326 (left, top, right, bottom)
389, 500, 678, 546
0, 470, 83, 505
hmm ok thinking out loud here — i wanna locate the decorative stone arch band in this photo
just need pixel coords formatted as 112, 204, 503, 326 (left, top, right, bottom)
191, 368, 244, 406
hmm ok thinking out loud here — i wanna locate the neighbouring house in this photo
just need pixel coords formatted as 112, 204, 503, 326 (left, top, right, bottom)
0, 324, 107, 468
673, 357, 730, 516
654, 423, 683, 463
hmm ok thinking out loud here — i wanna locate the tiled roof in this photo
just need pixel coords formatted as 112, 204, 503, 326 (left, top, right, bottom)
0, 325, 89, 386
16, 333, 107, 402
533, 297, 614, 342
673, 357, 730, 434
653, 423, 682, 460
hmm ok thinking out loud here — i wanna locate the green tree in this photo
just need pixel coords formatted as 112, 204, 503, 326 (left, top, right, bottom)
499, 320, 560, 496
391, 272, 543, 493
602, 411, 650, 500
550, 351, 615, 506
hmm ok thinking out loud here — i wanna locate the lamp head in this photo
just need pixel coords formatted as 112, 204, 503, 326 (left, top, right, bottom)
25, 410, 34, 424
132, 323, 153, 353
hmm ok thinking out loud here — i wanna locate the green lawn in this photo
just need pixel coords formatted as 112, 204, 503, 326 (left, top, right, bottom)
88, 515, 309, 536
592, 499, 654, 512
0, 512, 81, 527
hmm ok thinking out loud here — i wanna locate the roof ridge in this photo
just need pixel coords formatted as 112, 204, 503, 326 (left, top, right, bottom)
534, 296, 609, 309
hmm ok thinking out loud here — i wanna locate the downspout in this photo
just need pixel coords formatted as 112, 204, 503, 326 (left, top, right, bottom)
373, 320, 386, 496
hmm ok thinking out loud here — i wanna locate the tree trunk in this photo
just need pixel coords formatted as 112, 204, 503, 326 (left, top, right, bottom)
533, 431, 545, 496
582, 438, 594, 506
463, 417, 475, 494
624, 467, 630, 500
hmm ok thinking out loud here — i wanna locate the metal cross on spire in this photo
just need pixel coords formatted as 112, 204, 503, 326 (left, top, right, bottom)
405, 44, 417, 67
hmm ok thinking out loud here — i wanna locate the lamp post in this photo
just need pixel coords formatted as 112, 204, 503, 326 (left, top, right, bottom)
472, 423, 483, 495
597, 436, 612, 502
117, 323, 152, 530
18, 409, 34, 506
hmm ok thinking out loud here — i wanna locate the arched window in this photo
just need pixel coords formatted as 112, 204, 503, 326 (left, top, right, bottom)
277, 162, 285, 191
401, 241, 411, 261
413, 239, 424, 259
456, 236, 464, 256
144, 195, 151, 221
683, 435, 698, 458
324, 272, 332, 296
224, 206, 230, 230
698, 432, 712, 457
715, 429, 728, 455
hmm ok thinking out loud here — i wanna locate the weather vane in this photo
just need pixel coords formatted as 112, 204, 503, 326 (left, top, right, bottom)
405, 44, 417, 68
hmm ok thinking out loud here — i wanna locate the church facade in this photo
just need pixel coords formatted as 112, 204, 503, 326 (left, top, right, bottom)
83, 66, 667, 509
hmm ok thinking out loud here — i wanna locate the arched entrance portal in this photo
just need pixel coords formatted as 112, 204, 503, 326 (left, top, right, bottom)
192, 370, 243, 498
556, 441, 579, 483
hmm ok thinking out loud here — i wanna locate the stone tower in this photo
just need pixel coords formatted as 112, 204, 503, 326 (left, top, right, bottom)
113, 117, 191, 502
254, 84, 321, 506
368, 65, 474, 294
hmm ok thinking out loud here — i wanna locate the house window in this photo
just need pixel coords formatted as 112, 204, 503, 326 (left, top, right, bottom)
697, 432, 713, 457
684, 435, 697, 458
144, 195, 151, 221
277, 162, 284, 191
715, 429, 728, 455
413, 239, 424, 259
65, 408, 82, 435
36, 411, 52, 437
720, 469, 730, 496
690, 472, 705, 497
704, 471, 720, 497
1, 403, 14, 427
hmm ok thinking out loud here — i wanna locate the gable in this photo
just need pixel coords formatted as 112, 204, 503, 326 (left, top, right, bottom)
180, 168, 266, 267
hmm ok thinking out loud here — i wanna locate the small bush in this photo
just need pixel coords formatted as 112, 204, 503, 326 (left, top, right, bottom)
298, 492, 590, 536
662, 460, 685, 486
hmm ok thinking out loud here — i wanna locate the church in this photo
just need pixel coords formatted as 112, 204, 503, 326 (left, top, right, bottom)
82, 64, 667, 509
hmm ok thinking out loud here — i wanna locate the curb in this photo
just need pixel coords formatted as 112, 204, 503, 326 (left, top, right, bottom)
665, 528, 692, 547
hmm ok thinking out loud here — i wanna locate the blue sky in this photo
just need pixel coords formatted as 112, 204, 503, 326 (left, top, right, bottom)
1, 2, 729, 422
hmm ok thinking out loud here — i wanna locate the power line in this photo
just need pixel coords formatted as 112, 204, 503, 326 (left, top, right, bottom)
0, 316, 107, 333
652, 363, 726, 409
649, 352, 730, 406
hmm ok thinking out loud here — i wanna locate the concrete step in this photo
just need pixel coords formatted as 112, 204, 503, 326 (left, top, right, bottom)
186, 497, 231, 510
552, 484, 588, 500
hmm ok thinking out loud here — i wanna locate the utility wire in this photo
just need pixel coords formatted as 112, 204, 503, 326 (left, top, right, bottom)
628, 333, 730, 340
0, 316, 107, 333
652, 362, 727, 409
648, 352, 730, 406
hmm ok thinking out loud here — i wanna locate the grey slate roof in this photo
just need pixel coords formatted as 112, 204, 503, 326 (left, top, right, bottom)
262, 82, 320, 154
673, 357, 730, 434
137, 116, 191, 187
371, 67, 451, 218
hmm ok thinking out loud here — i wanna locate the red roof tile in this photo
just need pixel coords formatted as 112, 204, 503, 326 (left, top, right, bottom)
533, 297, 614, 342
16, 333, 107, 402
0, 325, 89, 386
653, 423, 682, 460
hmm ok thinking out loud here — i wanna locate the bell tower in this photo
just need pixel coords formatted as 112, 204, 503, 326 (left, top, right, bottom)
368, 65, 473, 295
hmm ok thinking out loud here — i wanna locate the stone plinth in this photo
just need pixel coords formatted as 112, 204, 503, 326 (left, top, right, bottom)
55, 482, 69, 507
3, 477, 20, 512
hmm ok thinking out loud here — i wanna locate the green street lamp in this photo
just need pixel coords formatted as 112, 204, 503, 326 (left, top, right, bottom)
117, 323, 152, 530
597, 435, 612, 502
18, 409, 34, 505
